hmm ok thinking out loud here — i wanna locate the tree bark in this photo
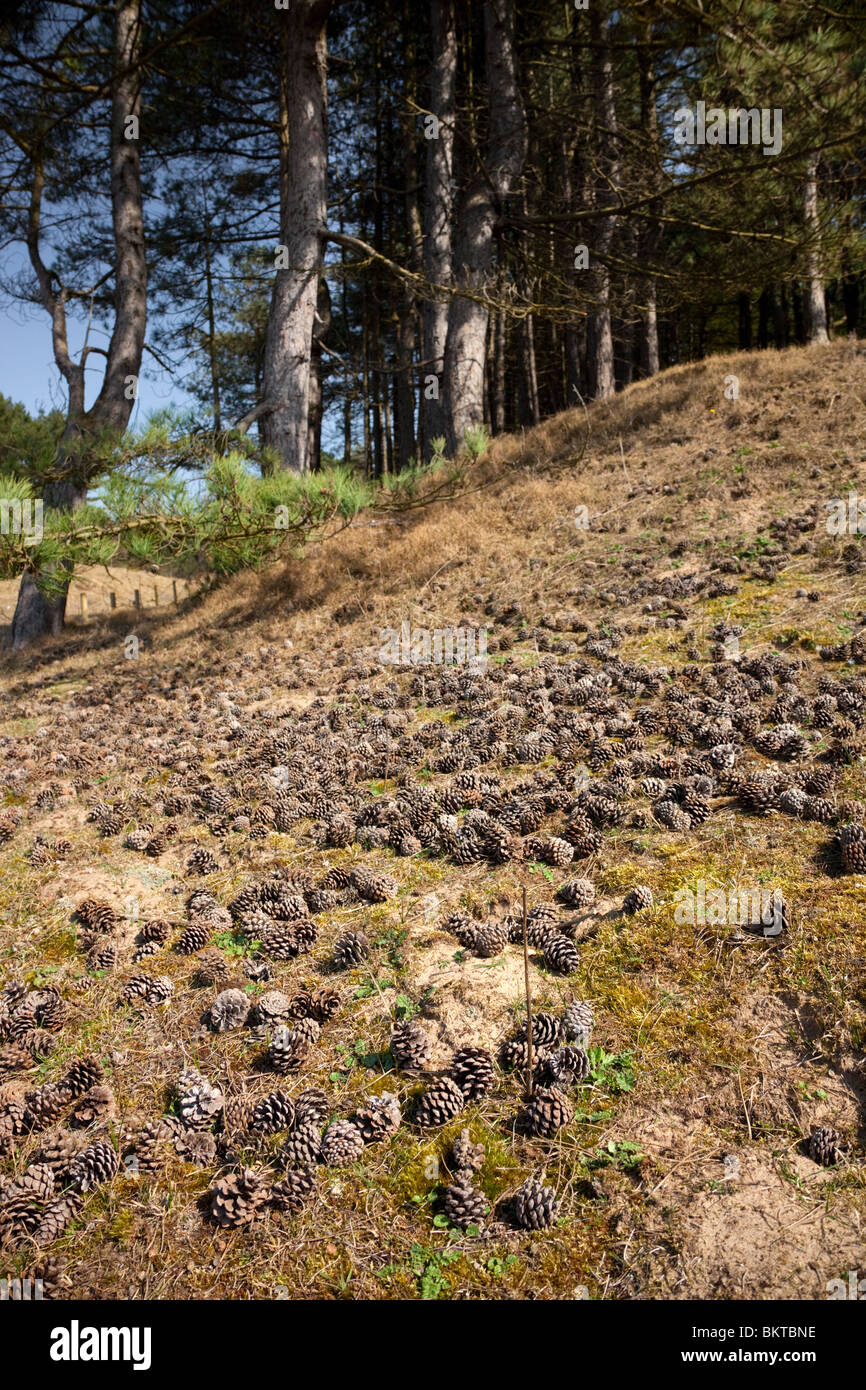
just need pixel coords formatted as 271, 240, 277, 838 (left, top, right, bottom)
442, 0, 526, 455
737, 292, 752, 350
637, 24, 661, 379
588, 7, 618, 400
261, 0, 333, 472
420, 0, 457, 462
804, 157, 829, 345
11, 0, 147, 651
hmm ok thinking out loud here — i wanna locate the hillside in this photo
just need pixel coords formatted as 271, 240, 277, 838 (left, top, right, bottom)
1, 341, 865, 1302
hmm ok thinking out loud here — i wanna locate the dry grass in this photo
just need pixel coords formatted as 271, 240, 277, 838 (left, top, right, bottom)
1, 341, 865, 1300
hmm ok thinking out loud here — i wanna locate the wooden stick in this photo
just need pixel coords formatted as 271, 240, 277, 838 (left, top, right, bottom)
522, 883, 534, 1096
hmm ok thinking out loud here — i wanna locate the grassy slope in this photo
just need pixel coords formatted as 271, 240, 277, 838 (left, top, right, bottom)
1, 340, 865, 1301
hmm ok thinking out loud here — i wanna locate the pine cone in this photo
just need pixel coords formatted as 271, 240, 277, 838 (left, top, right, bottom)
177, 1066, 224, 1129
513, 1176, 558, 1230
195, 948, 229, 986
209, 988, 251, 1032
61, 1055, 103, 1099
23, 1082, 70, 1131
176, 922, 210, 955
68, 1140, 119, 1191
37, 1132, 84, 1180
310, 986, 341, 1022
390, 1020, 432, 1071
540, 836, 574, 868
450, 1047, 495, 1101
414, 1076, 465, 1128
174, 1129, 217, 1165
187, 847, 220, 875
271, 1165, 316, 1215
352, 869, 397, 903
557, 878, 595, 909
320, 1118, 364, 1166
451, 1129, 484, 1173
623, 885, 653, 914
543, 933, 581, 975
0, 1043, 36, 1080
32, 1192, 83, 1246
294, 1087, 329, 1128
0, 1191, 43, 1246
443, 1170, 488, 1230
209, 1167, 268, 1228
268, 1019, 320, 1074
837, 822, 866, 872
535, 1046, 590, 1090
250, 1090, 295, 1135
519, 1086, 574, 1137
562, 1000, 595, 1046
252, 990, 292, 1027
333, 931, 370, 968
808, 1125, 846, 1166
280, 1123, 322, 1169
520, 1013, 562, 1047
472, 919, 509, 958
352, 1090, 401, 1144
69, 1084, 117, 1129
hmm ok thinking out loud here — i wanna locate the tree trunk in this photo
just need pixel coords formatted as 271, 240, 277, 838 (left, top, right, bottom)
442, 0, 526, 455
11, 0, 147, 651
307, 277, 331, 471
420, 0, 457, 462
520, 313, 540, 426
588, 8, 618, 400
261, 0, 333, 472
637, 25, 661, 379
804, 157, 829, 345
737, 292, 752, 350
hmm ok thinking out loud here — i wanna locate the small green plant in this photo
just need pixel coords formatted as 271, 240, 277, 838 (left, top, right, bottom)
463, 424, 490, 459
588, 1047, 637, 1095
590, 1139, 645, 1172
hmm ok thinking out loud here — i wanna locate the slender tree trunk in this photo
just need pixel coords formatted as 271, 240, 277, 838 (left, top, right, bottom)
588, 8, 618, 400
442, 0, 526, 454
261, 0, 333, 472
804, 157, 829, 345
637, 25, 661, 379
737, 292, 752, 350
520, 313, 540, 425
757, 287, 771, 349
11, 0, 147, 651
420, 0, 457, 462
307, 277, 331, 471
492, 305, 507, 433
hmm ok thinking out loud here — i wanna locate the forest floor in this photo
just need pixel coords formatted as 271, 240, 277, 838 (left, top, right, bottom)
1, 340, 865, 1301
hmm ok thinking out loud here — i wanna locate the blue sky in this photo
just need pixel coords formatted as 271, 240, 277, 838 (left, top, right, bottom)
0, 303, 196, 426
